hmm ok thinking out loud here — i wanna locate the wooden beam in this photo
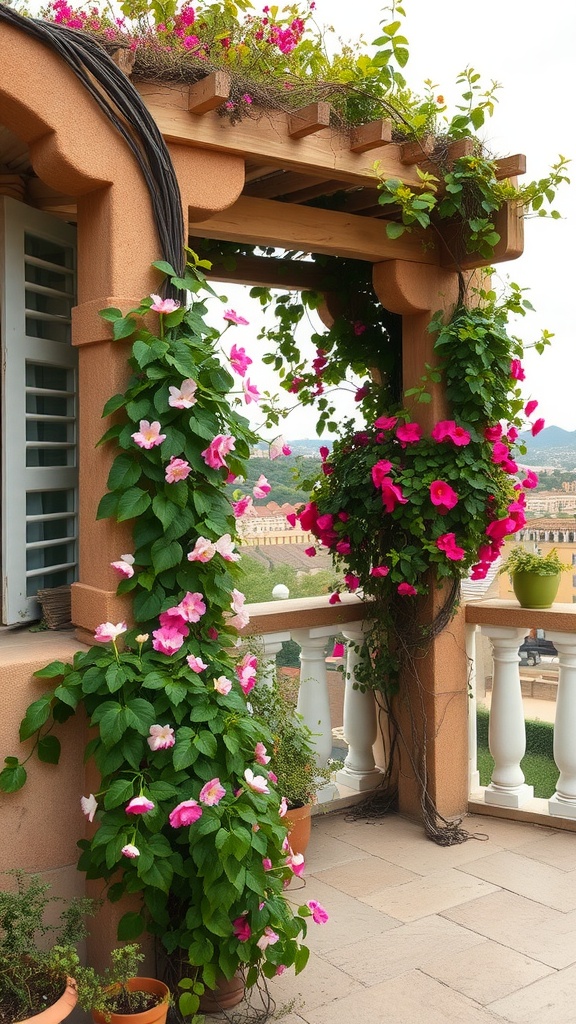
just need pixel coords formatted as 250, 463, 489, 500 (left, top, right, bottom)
287, 180, 348, 203
188, 72, 231, 114
137, 82, 424, 188
288, 102, 331, 139
188, 194, 438, 264
350, 119, 392, 153
400, 135, 435, 165
439, 200, 524, 271
201, 253, 332, 291
244, 170, 328, 199
338, 187, 380, 213
493, 154, 526, 180
244, 164, 278, 183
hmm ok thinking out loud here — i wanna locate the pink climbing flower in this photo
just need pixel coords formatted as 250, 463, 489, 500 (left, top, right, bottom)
532, 418, 545, 436
525, 400, 538, 417
168, 378, 197, 408
244, 768, 269, 794
371, 460, 393, 488
232, 916, 251, 942
304, 547, 317, 557
94, 621, 127, 643
436, 532, 466, 561
254, 742, 270, 765
201, 434, 236, 470
178, 592, 206, 622
223, 309, 249, 325
243, 378, 261, 404
230, 589, 250, 629
432, 420, 471, 446
286, 512, 297, 527
187, 537, 216, 562
214, 675, 233, 695
374, 414, 398, 432
229, 344, 252, 377
169, 799, 202, 828
262, 857, 273, 871
306, 900, 329, 924
398, 582, 417, 596
269, 436, 290, 460
121, 844, 140, 858
131, 420, 166, 449
199, 778, 226, 806
279, 796, 288, 817
187, 654, 208, 673
286, 852, 305, 877
253, 474, 271, 499
232, 495, 254, 518
150, 293, 180, 313
381, 478, 408, 514
484, 424, 503, 442
159, 608, 189, 634
165, 457, 191, 483
110, 554, 135, 579
370, 566, 389, 577
396, 422, 422, 447
332, 642, 345, 657
522, 470, 539, 489
80, 794, 98, 822
485, 517, 517, 542
152, 626, 186, 655
344, 573, 360, 591
257, 926, 280, 950
236, 653, 257, 695
429, 480, 458, 512
328, 592, 341, 605
510, 358, 525, 381
214, 534, 241, 561
126, 796, 155, 815
147, 724, 175, 750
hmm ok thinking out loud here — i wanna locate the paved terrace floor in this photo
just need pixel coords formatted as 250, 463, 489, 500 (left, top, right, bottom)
266, 809, 576, 1024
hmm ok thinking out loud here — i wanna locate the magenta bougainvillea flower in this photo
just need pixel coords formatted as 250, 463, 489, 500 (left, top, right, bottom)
436, 532, 466, 561
199, 778, 226, 805
532, 418, 545, 436
94, 621, 127, 643
397, 582, 417, 596
149, 293, 180, 314
169, 799, 202, 828
147, 724, 175, 750
522, 470, 539, 489
396, 422, 422, 446
510, 358, 525, 381
229, 343, 252, 376
168, 378, 197, 408
525, 399, 538, 417
131, 419, 166, 449
223, 309, 249, 325
126, 796, 155, 815
429, 480, 458, 512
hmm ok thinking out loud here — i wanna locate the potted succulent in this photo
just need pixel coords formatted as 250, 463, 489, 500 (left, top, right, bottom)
0, 871, 90, 1024
499, 545, 570, 608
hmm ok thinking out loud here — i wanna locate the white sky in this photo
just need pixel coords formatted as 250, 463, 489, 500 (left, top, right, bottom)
220, 0, 576, 442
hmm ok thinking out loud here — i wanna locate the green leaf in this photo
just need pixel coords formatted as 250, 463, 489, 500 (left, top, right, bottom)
0, 761, 27, 792
117, 912, 145, 941
294, 945, 310, 975
99, 307, 123, 322
107, 455, 142, 492
140, 858, 173, 892
117, 487, 151, 523
133, 587, 164, 622
54, 683, 79, 709
112, 315, 138, 341
195, 730, 217, 757
151, 539, 183, 575
152, 259, 177, 277
102, 393, 127, 416
19, 694, 54, 739
152, 494, 178, 530
33, 661, 68, 679
37, 735, 61, 764
386, 222, 406, 239
96, 491, 120, 521
104, 777, 135, 810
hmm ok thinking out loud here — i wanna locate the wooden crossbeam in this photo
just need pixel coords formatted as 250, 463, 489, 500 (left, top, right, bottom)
201, 253, 331, 291
400, 135, 435, 164
188, 72, 231, 114
288, 180, 349, 204
350, 119, 392, 153
338, 188, 380, 213
244, 170, 327, 199
439, 200, 524, 270
288, 102, 331, 139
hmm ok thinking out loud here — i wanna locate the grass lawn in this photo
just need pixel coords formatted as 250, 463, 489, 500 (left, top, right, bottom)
477, 707, 559, 799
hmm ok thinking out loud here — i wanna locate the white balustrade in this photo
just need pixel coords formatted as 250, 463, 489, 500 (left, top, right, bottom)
258, 630, 291, 688
291, 626, 339, 802
335, 623, 383, 792
545, 632, 576, 819
480, 625, 534, 808
465, 622, 481, 793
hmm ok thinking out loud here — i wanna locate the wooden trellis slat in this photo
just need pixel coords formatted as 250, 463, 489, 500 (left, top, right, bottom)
188, 71, 231, 114
287, 102, 331, 139
350, 119, 392, 153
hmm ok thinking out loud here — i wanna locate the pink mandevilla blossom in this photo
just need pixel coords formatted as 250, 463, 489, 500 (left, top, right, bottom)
168, 378, 197, 408
199, 778, 226, 806
147, 724, 175, 750
165, 457, 191, 483
370, 566, 389, 577
110, 554, 134, 579
436, 533, 466, 561
253, 474, 271, 499
230, 589, 250, 629
306, 900, 329, 924
374, 414, 397, 431
269, 436, 289, 460
215, 534, 241, 561
257, 927, 280, 951
244, 768, 270, 794
126, 796, 155, 815
371, 459, 393, 488
178, 592, 206, 622
254, 742, 270, 765
510, 358, 525, 381
232, 495, 254, 518
201, 434, 236, 470
150, 293, 180, 314
381, 478, 408, 514
398, 582, 417, 596
396, 422, 422, 446
187, 537, 216, 562
532, 418, 545, 436
169, 800, 202, 828
429, 480, 459, 512
525, 400, 538, 417
232, 916, 251, 942
187, 654, 208, 673
223, 309, 249, 325
432, 420, 471, 446
121, 844, 140, 858
522, 471, 539, 489
228, 344, 251, 376
80, 794, 98, 822
152, 626, 186, 655
242, 378, 261, 405
286, 852, 305, 877
131, 420, 166, 449
214, 675, 233, 695
94, 621, 128, 643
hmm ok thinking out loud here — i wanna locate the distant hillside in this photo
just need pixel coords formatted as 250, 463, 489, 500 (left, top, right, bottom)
519, 426, 576, 469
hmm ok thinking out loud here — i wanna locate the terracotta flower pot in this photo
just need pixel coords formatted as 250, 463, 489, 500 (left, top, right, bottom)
285, 803, 312, 854
512, 571, 561, 609
198, 975, 245, 1013
18, 977, 77, 1024
91, 978, 169, 1024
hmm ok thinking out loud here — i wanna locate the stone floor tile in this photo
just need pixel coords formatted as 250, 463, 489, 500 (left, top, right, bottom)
421, 939, 554, 1004
460, 850, 576, 912
512, 832, 576, 872
303, 829, 375, 873
360, 867, 499, 921
323, 914, 485, 985
268, 950, 362, 1015
298, 969, 504, 1024
310, 854, 419, 896
285, 875, 398, 955
443, 889, 576, 969
488, 963, 576, 1023
463, 814, 557, 850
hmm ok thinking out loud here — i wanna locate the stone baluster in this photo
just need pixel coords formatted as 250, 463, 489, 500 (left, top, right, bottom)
545, 632, 576, 819
257, 630, 291, 688
466, 622, 481, 794
335, 623, 383, 792
291, 627, 339, 803
481, 625, 533, 808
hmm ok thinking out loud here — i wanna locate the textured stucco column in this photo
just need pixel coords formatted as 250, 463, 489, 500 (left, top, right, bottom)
373, 260, 469, 820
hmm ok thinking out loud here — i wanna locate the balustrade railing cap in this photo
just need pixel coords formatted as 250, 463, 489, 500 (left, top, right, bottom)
466, 598, 576, 633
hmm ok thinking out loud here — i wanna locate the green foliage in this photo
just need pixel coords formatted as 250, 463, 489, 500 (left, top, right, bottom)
499, 546, 570, 577
237, 554, 338, 604
476, 707, 557, 798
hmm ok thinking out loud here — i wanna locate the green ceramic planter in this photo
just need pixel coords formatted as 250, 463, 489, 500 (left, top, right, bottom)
512, 571, 561, 609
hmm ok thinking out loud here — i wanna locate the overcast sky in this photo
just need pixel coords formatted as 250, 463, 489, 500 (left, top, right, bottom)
221, 0, 576, 442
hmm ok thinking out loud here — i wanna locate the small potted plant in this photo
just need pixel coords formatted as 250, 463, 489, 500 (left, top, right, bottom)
0, 871, 91, 1024
67, 944, 169, 1024
499, 545, 570, 608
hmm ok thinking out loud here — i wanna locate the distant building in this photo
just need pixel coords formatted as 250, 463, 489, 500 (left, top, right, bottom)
237, 501, 313, 547
525, 491, 576, 515
499, 517, 576, 603
562, 481, 576, 493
